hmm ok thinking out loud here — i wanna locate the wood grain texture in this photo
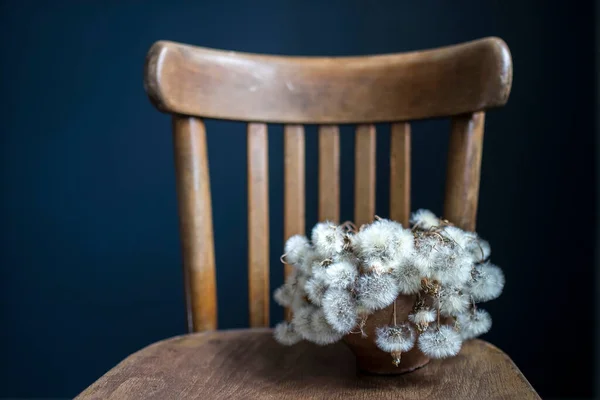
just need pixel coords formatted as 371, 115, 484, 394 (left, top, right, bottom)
390, 122, 411, 226
443, 112, 485, 231
144, 37, 512, 123
354, 125, 376, 227
247, 123, 269, 327
318, 125, 340, 222
76, 330, 540, 400
172, 116, 217, 332
283, 125, 305, 320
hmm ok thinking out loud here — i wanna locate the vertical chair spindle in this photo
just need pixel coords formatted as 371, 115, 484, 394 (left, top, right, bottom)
354, 124, 376, 227
390, 122, 411, 226
283, 125, 305, 320
443, 112, 486, 231
172, 116, 218, 333
247, 123, 270, 327
318, 125, 341, 223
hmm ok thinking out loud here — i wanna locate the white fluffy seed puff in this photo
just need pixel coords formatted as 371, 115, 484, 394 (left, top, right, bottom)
311, 222, 346, 259
442, 226, 491, 263
283, 234, 311, 266
321, 261, 358, 290
304, 276, 328, 306
322, 288, 358, 334
467, 263, 505, 302
375, 323, 416, 353
273, 211, 504, 360
410, 209, 440, 230
418, 325, 462, 359
274, 322, 302, 345
355, 273, 400, 312
435, 287, 470, 317
353, 219, 413, 273
310, 309, 344, 345
457, 309, 492, 340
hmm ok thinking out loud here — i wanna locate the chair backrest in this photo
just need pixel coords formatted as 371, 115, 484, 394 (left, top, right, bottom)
143, 37, 513, 333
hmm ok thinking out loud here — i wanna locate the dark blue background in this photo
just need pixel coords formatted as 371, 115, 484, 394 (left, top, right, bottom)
0, 1, 595, 398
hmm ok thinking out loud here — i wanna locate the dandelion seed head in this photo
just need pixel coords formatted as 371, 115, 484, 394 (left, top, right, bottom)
435, 287, 470, 316
410, 209, 440, 230
467, 263, 505, 302
312, 222, 345, 258
323, 260, 358, 290
355, 273, 400, 312
305, 277, 328, 306
375, 323, 416, 353
322, 288, 358, 334
310, 309, 344, 345
273, 284, 294, 307
274, 322, 302, 345
457, 309, 492, 340
418, 325, 462, 359
284, 235, 311, 266
392, 262, 423, 295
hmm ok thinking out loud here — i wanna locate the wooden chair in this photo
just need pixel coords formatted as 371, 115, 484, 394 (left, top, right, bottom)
76, 37, 540, 399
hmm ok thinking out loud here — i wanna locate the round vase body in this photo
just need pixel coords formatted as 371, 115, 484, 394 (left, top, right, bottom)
343, 294, 430, 375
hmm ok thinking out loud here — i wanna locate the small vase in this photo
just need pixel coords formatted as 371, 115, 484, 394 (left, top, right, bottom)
343, 294, 430, 375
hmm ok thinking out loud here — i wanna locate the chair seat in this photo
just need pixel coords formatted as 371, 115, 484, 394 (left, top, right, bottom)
76, 328, 539, 399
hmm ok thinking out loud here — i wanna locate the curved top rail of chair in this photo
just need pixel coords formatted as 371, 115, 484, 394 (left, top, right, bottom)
144, 37, 512, 124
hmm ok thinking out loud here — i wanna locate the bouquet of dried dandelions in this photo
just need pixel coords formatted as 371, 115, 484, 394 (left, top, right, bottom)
273, 209, 504, 367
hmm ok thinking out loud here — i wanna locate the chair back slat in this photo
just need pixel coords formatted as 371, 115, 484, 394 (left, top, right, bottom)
318, 125, 341, 222
283, 124, 305, 320
247, 123, 270, 327
145, 38, 512, 123
390, 122, 411, 226
172, 116, 217, 332
354, 125, 377, 227
443, 112, 486, 231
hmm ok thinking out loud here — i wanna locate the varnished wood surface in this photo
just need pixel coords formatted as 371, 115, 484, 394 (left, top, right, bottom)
354, 125, 376, 227
144, 37, 512, 123
76, 329, 540, 400
318, 125, 340, 222
283, 125, 305, 320
389, 123, 411, 226
247, 123, 269, 327
172, 116, 217, 332
443, 112, 485, 231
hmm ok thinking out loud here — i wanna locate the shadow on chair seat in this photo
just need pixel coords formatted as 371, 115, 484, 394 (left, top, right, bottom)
76, 329, 539, 399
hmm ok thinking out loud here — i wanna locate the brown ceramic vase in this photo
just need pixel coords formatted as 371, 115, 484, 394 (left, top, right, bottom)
342, 294, 430, 375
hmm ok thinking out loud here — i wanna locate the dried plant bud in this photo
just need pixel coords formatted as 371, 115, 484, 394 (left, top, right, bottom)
391, 351, 402, 366
408, 308, 437, 332
320, 258, 333, 267
421, 278, 440, 296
